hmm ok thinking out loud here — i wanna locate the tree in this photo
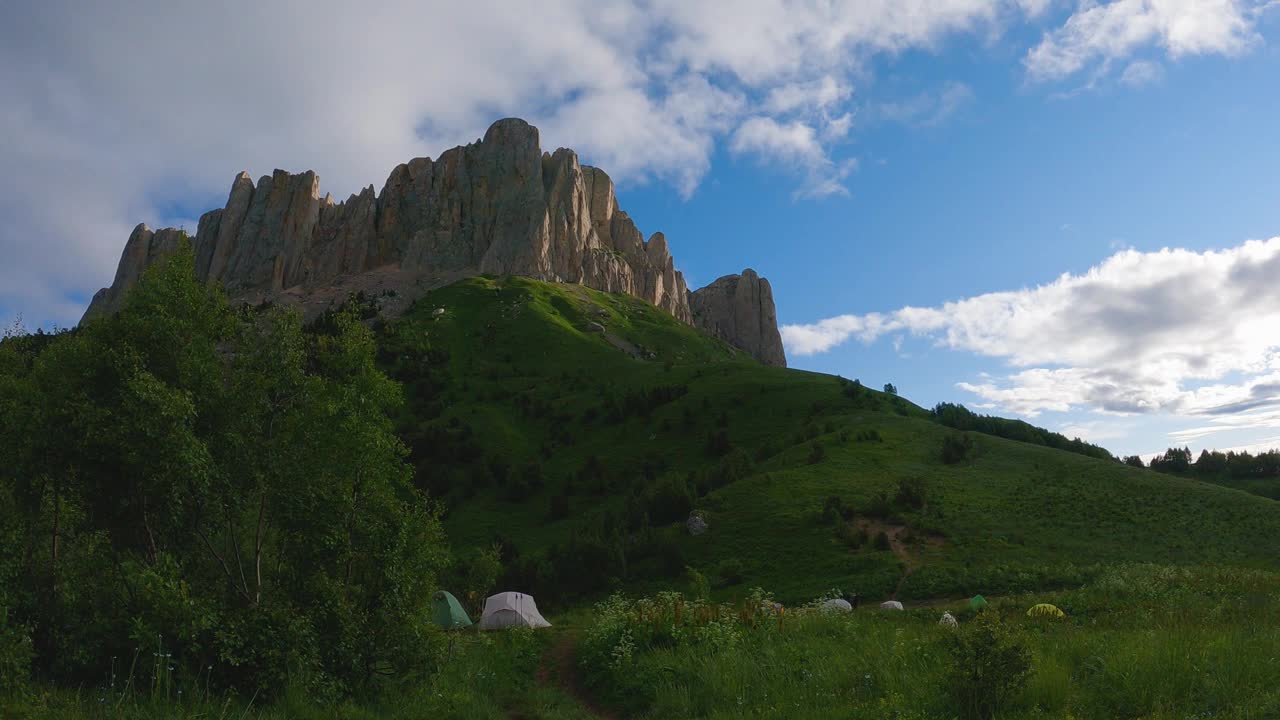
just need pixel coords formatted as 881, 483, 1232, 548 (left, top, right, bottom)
1122, 455, 1146, 468
0, 242, 448, 693
883, 382, 898, 395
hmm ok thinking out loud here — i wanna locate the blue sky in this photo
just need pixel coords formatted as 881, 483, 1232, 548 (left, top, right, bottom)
3, 1, 1280, 458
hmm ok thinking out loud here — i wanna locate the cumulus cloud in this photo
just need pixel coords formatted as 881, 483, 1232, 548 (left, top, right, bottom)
1024, 0, 1262, 82
729, 117, 858, 197
782, 240, 1280, 419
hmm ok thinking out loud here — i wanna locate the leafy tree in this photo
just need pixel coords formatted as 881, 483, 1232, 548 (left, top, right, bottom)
0, 242, 447, 694
883, 383, 898, 395
1122, 455, 1146, 468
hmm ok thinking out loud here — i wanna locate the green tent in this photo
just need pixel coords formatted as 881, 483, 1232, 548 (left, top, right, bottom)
969, 595, 988, 610
432, 590, 473, 630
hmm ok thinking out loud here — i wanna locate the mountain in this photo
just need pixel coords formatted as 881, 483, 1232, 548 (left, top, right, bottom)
82, 118, 787, 366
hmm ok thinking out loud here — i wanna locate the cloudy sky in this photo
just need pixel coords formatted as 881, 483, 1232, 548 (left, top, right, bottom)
3, 0, 1280, 457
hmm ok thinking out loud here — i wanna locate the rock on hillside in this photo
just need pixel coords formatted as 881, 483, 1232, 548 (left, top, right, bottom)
690, 270, 786, 367
82, 118, 785, 366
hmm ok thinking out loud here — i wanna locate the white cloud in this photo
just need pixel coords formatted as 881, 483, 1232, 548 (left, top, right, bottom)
1118, 58, 1165, 86
0, 0, 1272, 327
875, 82, 977, 127
764, 76, 852, 114
728, 116, 859, 197
783, 239, 1280, 418
1025, 0, 1261, 82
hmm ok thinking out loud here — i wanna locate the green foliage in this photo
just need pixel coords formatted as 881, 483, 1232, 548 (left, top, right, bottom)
894, 477, 929, 510
932, 402, 1112, 461
883, 383, 898, 395
0, 244, 447, 695
941, 431, 975, 465
946, 611, 1032, 719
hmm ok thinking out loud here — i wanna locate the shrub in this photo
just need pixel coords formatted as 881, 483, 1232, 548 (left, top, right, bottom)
946, 611, 1033, 720
808, 442, 826, 464
821, 495, 853, 524
873, 531, 892, 551
715, 558, 745, 587
942, 431, 975, 464
894, 477, 928, 510
706, 430, 732, 457
686, 566, 711, 600
0, 604, 31, 692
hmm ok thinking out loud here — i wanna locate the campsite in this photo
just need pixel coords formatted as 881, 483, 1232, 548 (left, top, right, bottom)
6, 2, 1280, 718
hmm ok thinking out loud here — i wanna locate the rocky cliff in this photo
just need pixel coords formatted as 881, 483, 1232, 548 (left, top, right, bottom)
689, 270, 787, 367
84, 118, 785, 366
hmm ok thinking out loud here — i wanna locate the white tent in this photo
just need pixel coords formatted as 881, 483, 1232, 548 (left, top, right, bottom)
820, 598, 852, 613
939, 612, 958, 628
880, 600, 904, 611
478, 591, 551, 630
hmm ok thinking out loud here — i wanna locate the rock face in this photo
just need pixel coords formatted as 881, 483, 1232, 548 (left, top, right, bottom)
83, 118, 785, 366
689, 269, 787, 367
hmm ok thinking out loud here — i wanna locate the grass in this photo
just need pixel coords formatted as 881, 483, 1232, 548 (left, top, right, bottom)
577, 565, 1280, 719
2, 629, 595, 719
380, 276, 1280, 606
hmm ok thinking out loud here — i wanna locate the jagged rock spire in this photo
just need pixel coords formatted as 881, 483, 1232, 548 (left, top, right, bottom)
83, 118, 786, 367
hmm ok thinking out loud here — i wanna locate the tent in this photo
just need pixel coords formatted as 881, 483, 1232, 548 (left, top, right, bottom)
820, 598, 852, 613
431, 590, 472, 630
479, 592, 551, 630
969, 595, 988, 610
880, 600, 904, 611
1027, 603, 1065, 620
939, 612, 958, 628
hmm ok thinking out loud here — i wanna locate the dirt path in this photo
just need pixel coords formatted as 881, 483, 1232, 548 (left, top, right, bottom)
535, 631, 618, 720
853, 518, 943, 601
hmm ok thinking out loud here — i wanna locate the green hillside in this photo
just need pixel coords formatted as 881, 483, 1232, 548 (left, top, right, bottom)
374, 276, 1280, 606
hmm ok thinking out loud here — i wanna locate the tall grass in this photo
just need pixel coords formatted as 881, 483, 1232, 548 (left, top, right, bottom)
2, 629, 594, 720
579, 565, 1280, 719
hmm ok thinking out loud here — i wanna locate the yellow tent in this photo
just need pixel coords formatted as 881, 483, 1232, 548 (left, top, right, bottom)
1026, 603, 1065, 620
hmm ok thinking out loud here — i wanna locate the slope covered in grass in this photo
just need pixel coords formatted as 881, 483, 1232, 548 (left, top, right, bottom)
374, 276, 1280, 607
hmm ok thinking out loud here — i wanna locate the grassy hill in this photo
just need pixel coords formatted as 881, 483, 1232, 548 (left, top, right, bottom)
373, 276, 1280, 606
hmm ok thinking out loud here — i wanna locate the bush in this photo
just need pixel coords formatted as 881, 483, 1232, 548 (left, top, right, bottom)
873, 531, 892, 551
894, 477, 928, 510
942, 431, 975, 464
807, 442, 826, 464
946, 611, 1033, 720
715, 558, 745, 587
0, 605, 31, 692
821, 495, 854, 524
706, 430, 732, 457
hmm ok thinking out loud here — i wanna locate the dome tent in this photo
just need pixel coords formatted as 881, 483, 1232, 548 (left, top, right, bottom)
431, 590, 472, 630
880, 600, 904, 611
820, 598, 852, 612
969, 595, 988, 611
479, 591, 552, 630
939, 612, 959, 628
1027, 603, 1066, 620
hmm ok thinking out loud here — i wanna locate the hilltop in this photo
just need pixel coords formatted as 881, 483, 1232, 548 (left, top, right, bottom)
374, 275, 1280, 606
